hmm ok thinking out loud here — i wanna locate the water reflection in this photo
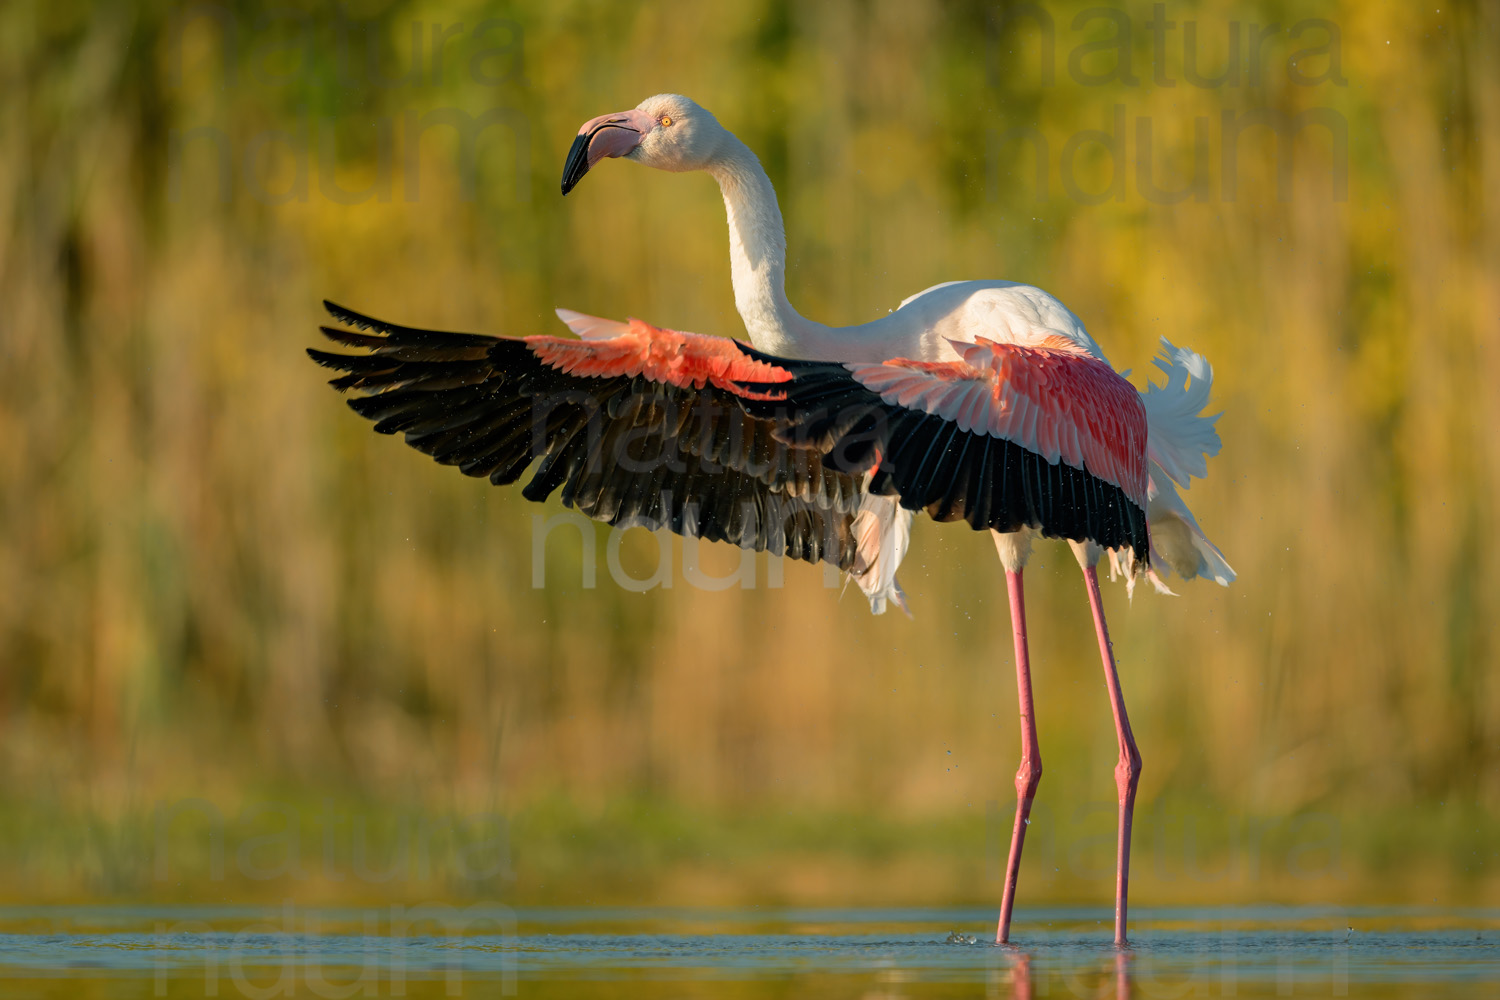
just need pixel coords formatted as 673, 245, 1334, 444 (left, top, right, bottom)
1010, 951, 1033, 999
1004, 946, 1131, 1000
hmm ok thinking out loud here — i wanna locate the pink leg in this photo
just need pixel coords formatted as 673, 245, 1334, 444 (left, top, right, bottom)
1083, 565, 1143, 947
996, 569, 1042, 944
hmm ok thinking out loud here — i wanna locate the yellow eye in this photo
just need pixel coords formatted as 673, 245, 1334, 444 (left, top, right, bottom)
661, 115, 672, 127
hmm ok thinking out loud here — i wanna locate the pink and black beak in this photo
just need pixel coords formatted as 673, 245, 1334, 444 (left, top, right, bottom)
561, 109, 655, 195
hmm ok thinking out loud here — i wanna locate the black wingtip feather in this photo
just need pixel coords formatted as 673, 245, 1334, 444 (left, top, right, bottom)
307, 348, 390, 372
323, 300, 384, 332
318, 325, 389, 349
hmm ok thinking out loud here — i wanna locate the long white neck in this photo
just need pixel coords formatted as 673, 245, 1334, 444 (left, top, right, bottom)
704, 133, 920, 362
705, 136, 838, 359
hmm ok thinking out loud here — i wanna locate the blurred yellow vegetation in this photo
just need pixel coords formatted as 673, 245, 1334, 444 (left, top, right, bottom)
1, 0, 1497, 905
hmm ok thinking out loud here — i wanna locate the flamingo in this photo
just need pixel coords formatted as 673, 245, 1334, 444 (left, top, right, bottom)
557, 95, 1234, 945
309, 297, 1157, 943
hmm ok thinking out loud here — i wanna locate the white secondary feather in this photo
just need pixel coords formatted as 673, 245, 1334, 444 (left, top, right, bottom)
850, 495, 912, 616
555, 308, 633, 341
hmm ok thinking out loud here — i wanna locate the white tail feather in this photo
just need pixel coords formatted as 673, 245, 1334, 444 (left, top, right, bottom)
1141, 338, 1222, 489
1128, 338, 1235, 590
1146, 465, 1235, 586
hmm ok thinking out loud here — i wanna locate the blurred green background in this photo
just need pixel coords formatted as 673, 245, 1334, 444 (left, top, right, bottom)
2, 0, 1497, 911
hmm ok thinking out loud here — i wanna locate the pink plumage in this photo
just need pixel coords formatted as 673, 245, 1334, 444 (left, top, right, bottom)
846, 336, 1148, 509
527, 318, 791, 396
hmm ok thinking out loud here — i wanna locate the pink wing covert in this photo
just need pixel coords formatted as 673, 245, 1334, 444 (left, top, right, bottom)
527, 318, 791, 396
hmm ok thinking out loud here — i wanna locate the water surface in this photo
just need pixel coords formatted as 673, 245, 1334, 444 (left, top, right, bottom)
1, 905, 1495, 997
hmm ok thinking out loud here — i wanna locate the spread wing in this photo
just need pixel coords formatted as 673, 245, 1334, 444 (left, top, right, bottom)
737, 337, 1150, 559
309, 302, 865, 569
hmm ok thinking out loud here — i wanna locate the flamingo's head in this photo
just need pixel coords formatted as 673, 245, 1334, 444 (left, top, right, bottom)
561, 94, 724, 194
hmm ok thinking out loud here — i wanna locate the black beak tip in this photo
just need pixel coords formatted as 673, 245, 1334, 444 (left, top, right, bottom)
560, 133, 591, 197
